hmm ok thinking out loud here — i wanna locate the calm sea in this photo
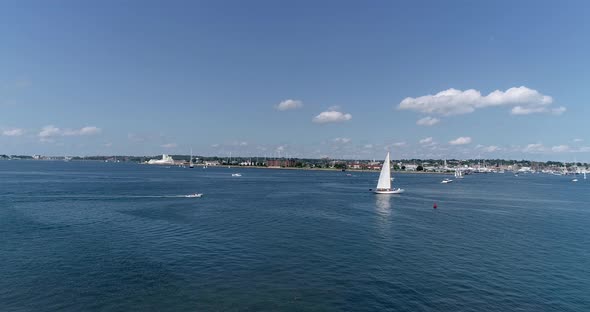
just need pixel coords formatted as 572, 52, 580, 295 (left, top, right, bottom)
1, 161, 589, 311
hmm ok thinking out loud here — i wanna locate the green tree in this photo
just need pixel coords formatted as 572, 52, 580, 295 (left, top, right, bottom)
416, 165, 424, 171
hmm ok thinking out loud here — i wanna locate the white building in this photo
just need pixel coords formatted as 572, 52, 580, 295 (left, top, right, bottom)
147, 154, 175, 165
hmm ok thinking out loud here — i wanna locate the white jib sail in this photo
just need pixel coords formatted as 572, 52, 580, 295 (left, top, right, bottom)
376, 152, 392, 190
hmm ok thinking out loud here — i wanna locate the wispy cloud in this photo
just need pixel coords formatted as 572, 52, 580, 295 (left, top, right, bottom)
1, 128, 25, 136
523, 143, 546, 153
399, 86, 561, 117
476, 144, 500, 152
39, 125, 101, 142
419, 137, 434, 144
449, 136, 472, 145
416, 116, 440, 126
333, 137, 351, 144
275, 99, 303, 111
483, 145, 499, 152
551, 145, 570, 153
161, 143, 177, 148
313, 110, 352, 124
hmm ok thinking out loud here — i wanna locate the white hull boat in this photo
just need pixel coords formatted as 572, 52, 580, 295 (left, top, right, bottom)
185, 193, 203, 198
373, 152, 404, 194
374, 188, 405, 194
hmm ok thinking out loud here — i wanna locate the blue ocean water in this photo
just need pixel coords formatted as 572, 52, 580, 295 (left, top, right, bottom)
1, 161, 589, 311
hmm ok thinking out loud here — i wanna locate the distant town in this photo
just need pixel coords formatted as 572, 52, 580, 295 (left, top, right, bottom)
1, 153, 588, 175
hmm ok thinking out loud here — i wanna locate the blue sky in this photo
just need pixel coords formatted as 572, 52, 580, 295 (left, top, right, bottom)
1, 0, 589, 161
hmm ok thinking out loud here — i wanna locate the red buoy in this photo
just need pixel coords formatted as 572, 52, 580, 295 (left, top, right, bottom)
433, 202, 437, 209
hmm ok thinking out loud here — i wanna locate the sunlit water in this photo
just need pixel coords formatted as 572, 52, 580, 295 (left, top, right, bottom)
1, 161, 589, 311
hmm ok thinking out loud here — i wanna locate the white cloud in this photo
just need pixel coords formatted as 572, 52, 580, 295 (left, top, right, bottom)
483, 145, 500, 152
67, 126, 101, 136
523, 143, 546, 153
211, 143, 220, 148
573, 138, 584, 143
161, 143, 177, 148
2, 128, 25, 136
551, 106, 566, 115
39, 125, 61, 139
363, 144, 374, 149
104, 142, 113, 147
39, 125, 101, 141
312, 110, 352, 124
419, 137, 433, 144
275, 99, 303, 111
416, 116, 440, 126
333, 137, 351, 144
399, 86, 559, 116
475, 145, 500, 152
392, 142, 406, 147
551, 145, 570, 153
510, 106, 547, 115
449, 136, 472, 145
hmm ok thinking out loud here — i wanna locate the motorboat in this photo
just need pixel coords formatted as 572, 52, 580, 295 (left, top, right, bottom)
441, 178, 453, 184
185, 193, 203, 198
232, 173, 242, 177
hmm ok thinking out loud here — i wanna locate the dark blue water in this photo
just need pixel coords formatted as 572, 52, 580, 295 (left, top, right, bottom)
1, 161, 589, 311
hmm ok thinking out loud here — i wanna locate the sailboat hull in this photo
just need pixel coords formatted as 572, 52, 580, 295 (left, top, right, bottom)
374, 188, 404, 194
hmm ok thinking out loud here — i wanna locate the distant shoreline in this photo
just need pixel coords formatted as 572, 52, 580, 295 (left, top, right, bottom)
200, 165, 453, 174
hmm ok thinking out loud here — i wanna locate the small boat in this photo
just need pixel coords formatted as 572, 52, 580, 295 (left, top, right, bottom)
232, 173, 242, 177
185, 193, 203, 198
441, 178, 453, 184
373, 152, 404, 194
189, 148, 194, 168
572, 178, 578, 182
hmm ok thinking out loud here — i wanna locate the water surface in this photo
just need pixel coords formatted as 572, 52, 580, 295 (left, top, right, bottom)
1, 161, 588, 311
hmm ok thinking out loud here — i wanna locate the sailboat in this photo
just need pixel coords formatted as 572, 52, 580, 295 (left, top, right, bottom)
584, 170, 587, 180
454, 169, 463, 179
189, 148, 194, 168
373, 152, 404, 194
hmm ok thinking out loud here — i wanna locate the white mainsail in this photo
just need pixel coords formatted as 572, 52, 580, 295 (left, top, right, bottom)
376, 152, 392, 190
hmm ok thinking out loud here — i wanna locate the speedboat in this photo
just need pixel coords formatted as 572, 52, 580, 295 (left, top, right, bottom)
232, 173, 242, 177
572, 178, 578, 182
185, 193, 203, 198
441, 178, 453, 184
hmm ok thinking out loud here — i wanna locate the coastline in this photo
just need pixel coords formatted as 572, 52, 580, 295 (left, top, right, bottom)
217, 165, 453, 174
